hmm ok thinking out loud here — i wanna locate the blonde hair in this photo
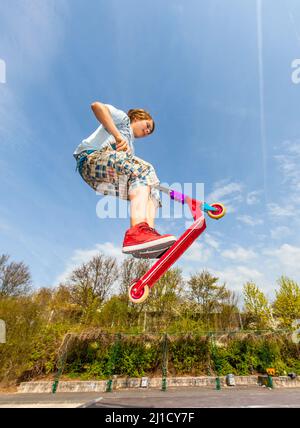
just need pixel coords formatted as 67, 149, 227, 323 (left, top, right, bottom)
127, 109, 155, 134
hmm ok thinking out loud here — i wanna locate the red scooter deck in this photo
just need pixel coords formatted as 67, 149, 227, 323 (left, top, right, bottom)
128, 194, 215, 303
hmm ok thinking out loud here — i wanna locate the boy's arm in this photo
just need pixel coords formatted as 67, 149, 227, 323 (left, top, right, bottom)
91, 102, 128, 151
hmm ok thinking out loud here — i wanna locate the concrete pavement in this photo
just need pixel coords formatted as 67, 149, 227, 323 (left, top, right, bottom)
0, 386, 300, 408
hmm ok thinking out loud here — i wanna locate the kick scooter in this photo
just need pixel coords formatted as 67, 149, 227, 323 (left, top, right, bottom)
128, 185, 226, 303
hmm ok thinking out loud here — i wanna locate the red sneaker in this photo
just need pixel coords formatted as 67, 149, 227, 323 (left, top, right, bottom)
122, 222, 176, 255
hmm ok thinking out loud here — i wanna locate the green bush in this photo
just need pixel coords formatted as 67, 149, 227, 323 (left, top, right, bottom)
64, 335, 161, 379
168, 335, 210, 375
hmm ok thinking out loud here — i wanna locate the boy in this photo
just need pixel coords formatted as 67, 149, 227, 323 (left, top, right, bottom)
74, 102, 176, 257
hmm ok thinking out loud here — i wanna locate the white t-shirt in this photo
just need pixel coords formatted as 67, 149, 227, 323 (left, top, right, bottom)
73, 104, 135, 156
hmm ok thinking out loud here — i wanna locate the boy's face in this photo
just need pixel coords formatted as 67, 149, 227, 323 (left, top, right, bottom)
131, 119, 154, 138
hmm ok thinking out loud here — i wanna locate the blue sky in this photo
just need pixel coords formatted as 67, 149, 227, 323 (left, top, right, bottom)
1, 0, 300, 302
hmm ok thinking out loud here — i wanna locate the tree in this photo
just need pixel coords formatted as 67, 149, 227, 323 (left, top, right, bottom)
32, 287, 53, 307
119, 258, 151, 297
0, 295, 42, 381
187, 270, 233, 329
0, 254, 31, 297
273, 276, 300, 329
117, 258, 152, 329
146, 268, 183, 312
32, 286, 81, 324
188, 270, 224, 305
98, 295, 130, 330
143, 267, 184, 332
243, 282, 274, 330
217, 290, 240, 331
119, 260, 184, 331
63, 254, 118, 313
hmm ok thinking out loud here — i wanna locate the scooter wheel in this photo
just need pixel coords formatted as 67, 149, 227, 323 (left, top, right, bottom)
128, 282, 150, 304
207, 203, 226, 220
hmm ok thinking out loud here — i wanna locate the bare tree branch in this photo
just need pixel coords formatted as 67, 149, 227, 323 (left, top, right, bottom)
119, 258, 151, 296
0, 254, 31, 297
64, 254, 118, 309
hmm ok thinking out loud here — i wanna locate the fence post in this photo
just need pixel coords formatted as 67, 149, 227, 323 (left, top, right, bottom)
209, 333, 221, 390
106, 333, 121, 392
161, 333, 168, 391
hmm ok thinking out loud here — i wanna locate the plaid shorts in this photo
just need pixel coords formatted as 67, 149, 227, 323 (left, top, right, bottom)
79, 147, 162, 207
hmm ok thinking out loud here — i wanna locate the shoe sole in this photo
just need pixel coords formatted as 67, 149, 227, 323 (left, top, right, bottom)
132, 247, 169, 259
122, 236, 177, 254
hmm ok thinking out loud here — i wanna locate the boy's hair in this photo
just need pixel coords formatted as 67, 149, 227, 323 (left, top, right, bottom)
127, 109, 155, 134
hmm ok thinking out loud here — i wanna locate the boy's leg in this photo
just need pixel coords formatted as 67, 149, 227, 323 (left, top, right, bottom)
124, 184, 176, 255
146, 196, 157, 228
129, 185, 158, 228
129, 185, 150, 227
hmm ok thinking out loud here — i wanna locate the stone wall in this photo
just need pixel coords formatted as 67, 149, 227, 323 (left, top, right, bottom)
18, 375, 300, 393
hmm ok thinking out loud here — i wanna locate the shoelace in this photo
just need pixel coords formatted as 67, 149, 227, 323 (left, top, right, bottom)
138, 223, 161, 236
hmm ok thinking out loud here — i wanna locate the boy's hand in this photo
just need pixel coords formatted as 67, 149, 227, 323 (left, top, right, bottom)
115, 135, 128, 152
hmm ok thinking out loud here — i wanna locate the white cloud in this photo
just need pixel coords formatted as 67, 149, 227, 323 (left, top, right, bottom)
212, 266, 264, 293
270, 141, 300, 217
264, 244, 300, 275
267, 203, 290, 217
54, 242, 125, 286
246, 190, 262, 205
179, 232, 220, 267
207, 181, 244, 213
203, 233, 220, 250
258, 244, 300, 289
208, 181, 243, 202
270, 226, 291, 240
156, 220, 178, 235
274, 140, 300, 185
74, 243, 125, 262
275, 154, 299, 185
284, 140, 300, 156
222, 246, 258, 262
181, 241, 212, 263
237, 215, 263, 226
